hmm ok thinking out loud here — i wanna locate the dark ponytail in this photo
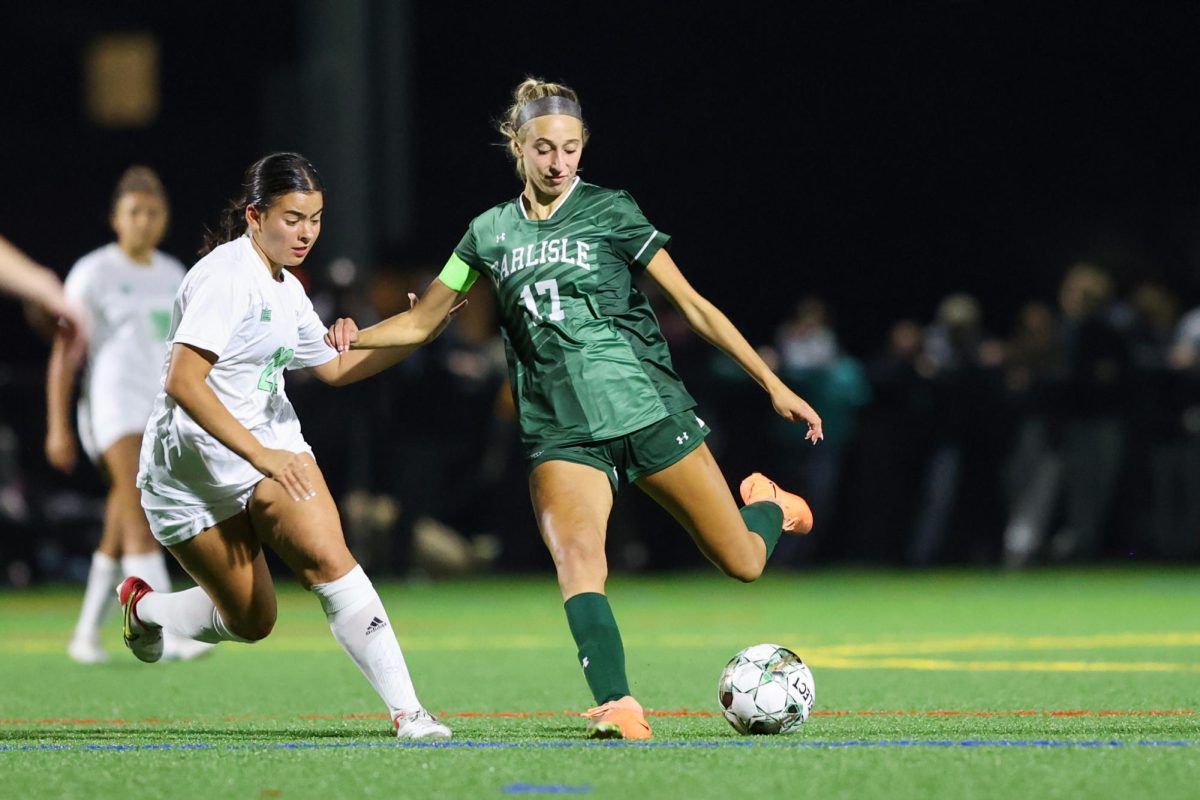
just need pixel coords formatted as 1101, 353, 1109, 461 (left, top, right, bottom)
199, 152, 324, 257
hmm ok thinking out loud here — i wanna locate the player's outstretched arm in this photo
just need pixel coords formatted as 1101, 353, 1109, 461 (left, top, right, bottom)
312, 280, 467, 387
334, 278, 464, 352
645, 249, 823, 444
0, 236, 87, 346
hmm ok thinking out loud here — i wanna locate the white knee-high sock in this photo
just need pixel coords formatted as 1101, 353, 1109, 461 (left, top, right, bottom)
137, 586, 251, 644
74, 552, 120, 641
122, 551, 172, 593
313, 565, 420, 717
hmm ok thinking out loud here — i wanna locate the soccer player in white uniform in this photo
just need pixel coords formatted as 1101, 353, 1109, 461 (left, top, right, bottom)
118, 152, 453, 739
45, 167, 209, 663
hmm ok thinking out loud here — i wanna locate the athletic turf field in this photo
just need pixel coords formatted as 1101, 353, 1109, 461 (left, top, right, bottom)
1, 568, 1196, 799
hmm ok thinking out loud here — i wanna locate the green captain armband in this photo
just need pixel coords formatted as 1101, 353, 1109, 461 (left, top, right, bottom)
437, 253, 479, 293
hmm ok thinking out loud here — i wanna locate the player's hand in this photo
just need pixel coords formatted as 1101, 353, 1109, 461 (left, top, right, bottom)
28, 272, 90, 362
251, 448, 317, 501
57, 313, 89, 365
769, 386, 824, 444
325, 317, 360, 353
45, 427, 78, 474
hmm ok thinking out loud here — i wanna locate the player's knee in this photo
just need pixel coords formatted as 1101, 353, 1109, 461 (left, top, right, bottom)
720, 554, 764, 583
555, 543, 608, 585
230, 609, 276, 642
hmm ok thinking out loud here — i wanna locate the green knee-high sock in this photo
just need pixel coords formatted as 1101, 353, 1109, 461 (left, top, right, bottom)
742, 501, 785, 559
564, 592, 630, 704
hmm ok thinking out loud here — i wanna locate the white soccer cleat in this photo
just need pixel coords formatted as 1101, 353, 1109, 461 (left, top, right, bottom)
162, 634, 216, 662
117, 576, 163, 663
67, 636, 108, 664
393, 708, 452, 740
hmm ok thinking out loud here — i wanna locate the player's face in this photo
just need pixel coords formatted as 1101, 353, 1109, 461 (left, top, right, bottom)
248, 191, 324, 268
519, 115, 584, 199
111, 191, 168, 259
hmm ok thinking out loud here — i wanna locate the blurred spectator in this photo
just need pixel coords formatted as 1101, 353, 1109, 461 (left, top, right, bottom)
1049, 263, 1130, 561
841, 319, 934, 562
907, 293, 1006, 565
1152, 300, 1200, 558
1123, 283, 1185, 558
762, 298, 869, 565
1001, 302, 1063, 567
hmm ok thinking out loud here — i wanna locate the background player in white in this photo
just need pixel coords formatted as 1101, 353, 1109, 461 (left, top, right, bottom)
118, 153, 456, 739
45, 167, 209, 663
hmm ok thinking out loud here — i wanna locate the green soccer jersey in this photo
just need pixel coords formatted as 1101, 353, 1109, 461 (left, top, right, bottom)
454, 178, 696, 452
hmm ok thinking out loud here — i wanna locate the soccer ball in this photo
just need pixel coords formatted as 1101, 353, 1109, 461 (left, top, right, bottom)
717, 643, 815, 735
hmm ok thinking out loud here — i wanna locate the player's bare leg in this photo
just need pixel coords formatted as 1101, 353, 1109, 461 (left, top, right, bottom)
104, 434, 215, 660
70, 435, 163, 663
529, 460, 614, 600
250, 453, 448, 739
530, 461, 650, 739
118, 511, 275, 663
636, 442, 781, 581
67, 440, 125, 662
104, 435, 158, 556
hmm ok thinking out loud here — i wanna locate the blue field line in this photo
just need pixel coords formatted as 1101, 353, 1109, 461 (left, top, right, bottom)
503, 785, 592, 795
3, 739, 1198, 753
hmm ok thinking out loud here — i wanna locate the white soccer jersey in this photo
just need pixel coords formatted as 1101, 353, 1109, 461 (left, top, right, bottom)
137, 235, 337, 504
64, 244, 186, 460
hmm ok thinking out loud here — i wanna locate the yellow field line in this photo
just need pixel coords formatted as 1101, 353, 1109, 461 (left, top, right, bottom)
806, 632, 1200, 657
5, 629, 1200, 676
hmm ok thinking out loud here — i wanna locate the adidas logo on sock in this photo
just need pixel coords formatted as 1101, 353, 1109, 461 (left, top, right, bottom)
365, 617, 388, 636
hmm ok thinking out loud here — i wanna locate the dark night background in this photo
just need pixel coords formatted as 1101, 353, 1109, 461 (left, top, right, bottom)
5, 3, 1200, 359
5, 2, 1200, 574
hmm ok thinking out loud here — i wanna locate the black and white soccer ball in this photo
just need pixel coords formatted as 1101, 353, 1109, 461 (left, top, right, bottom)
717, 643, 815, 735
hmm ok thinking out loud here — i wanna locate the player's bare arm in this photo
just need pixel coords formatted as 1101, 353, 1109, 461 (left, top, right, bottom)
645, 249, 823, 442
325, 278, 465, 352
44, 330, 85, 473
163, 342, 315, 501
1, 236, 88, 356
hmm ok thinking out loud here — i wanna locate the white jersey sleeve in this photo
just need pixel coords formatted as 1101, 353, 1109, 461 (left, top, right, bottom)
172, 260, 253, 358
287, 276, 337, 370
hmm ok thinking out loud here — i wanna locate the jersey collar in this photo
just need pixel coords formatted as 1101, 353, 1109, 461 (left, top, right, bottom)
517, 176, 581, 221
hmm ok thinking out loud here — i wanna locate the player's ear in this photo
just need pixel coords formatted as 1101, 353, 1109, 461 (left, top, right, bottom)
245, 204, 261, 232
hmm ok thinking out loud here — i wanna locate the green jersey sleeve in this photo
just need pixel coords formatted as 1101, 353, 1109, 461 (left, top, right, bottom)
609, 191, 670, 269
453, 224, 483, 271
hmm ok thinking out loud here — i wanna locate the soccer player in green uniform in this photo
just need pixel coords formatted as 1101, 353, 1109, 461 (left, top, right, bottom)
325, 78, 823, 739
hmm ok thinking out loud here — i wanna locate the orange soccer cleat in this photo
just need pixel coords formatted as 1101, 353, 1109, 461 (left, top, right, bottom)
739, 472, 814, 534
583, 695, 652, 740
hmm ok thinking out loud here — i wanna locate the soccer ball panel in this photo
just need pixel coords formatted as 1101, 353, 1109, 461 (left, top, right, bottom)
722, 707, 750, 735
739, 643, 782, 664
729, 662, 766, 693
747, 715, 784, 735
727, 691, 759, 726
753, 681, 788, 716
